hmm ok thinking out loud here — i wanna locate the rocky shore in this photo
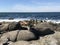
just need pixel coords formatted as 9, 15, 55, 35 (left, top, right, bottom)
0, 20, 60, 45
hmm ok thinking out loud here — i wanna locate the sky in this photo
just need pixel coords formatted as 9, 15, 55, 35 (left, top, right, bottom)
0, 0, 60, 12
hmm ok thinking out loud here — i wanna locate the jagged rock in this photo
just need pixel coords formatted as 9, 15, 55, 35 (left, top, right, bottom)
17, 30, 36, 41
8, 41, 29, 45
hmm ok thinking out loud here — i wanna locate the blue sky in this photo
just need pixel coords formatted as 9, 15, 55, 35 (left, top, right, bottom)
0, 0, 60, 12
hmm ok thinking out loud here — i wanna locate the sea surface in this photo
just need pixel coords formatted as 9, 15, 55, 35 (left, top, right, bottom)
0, 12, 60, 23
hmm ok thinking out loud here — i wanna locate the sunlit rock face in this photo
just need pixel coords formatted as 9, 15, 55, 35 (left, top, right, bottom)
8, 41, 29, 45
17, 30, 36, 41
0, 21, 60, 45
0, 24, 9, 33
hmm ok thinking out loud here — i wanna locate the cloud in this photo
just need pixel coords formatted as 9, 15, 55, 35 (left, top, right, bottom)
31, 0, 60, 6
0, 0, 60, 12
11, 4, 60, 12
0, 4, 60, 12
10, 0, 60, 12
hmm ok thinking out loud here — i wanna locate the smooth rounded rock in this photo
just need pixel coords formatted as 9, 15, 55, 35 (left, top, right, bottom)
7, 30, 19, 42
0, 30, 19, 42
8, 41, 29, 45
17, 30, 36, 41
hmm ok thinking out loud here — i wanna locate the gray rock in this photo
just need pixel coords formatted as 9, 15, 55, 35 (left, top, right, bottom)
8, 22, 21, 30
8, 41, 29, 45
17, 30, 36, 41
8, 41, 14, 45
35, 31, 60, 45
39, 36, 58, 45
34, 22, 54, 31
8, 22, 18, 30
7, 30, 19, 42
8, 31, 60, 45
30, 41, 40, 45
0, 33, 8, 45
0, 24, 9, 33
0, 30, 36, 42
33, 22, 55, 36
0, 30, 19, 42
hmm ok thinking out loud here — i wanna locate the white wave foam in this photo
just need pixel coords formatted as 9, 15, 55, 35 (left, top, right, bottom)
46, 20, 60, 24
0, 18, 60, 24
0, 18, 30, 22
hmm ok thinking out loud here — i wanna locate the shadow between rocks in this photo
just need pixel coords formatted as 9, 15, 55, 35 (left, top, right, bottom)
3, 43, 9, 45
29, 28, 55, 40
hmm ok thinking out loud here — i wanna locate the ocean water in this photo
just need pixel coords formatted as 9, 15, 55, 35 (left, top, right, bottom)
0, 12, 60, 23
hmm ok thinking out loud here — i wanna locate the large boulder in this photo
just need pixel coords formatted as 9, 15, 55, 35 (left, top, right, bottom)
8, 22, 21, 31
33, 31, 60, 45
8, 41, 29, 45
7, 30, 19, 42
34, 22, 54, 31
0, 30, 19, 42
33, 22, 55, 36
30, 41, 40, 45
54, 24, 60, 31
9, 41, 40, 45
8, 31, 60, 45
52, 31, 60, 45
0, 30, 36, 42
38, 35, 57, 45
0, 33, 8, 45
0, 24, 9, 33
17, 30, 36, 41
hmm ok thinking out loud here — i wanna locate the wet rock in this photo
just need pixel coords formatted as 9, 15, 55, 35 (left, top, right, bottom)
17, 30, 36, 41
9, 18, 14, 20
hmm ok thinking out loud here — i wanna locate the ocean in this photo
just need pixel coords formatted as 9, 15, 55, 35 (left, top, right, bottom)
0, 12, 60, 23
